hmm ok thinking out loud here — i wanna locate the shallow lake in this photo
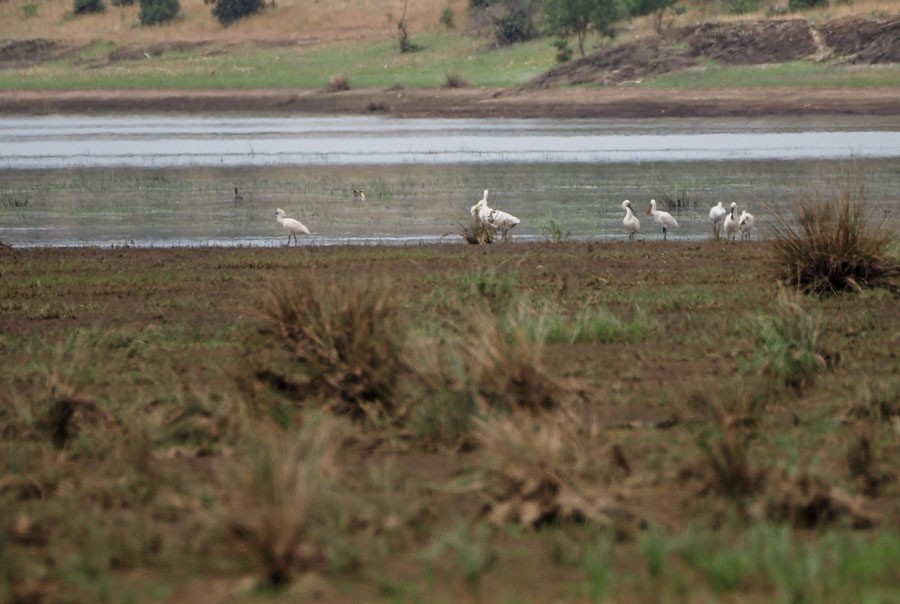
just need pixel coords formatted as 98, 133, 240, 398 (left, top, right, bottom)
1, 115, 898, 247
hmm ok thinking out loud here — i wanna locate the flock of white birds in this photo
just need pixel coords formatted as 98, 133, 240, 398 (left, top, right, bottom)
269, 188, 755, 246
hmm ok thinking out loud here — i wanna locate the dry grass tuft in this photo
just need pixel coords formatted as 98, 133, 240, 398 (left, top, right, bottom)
770, 182, 899, 296
476, 412, 636, 530
463, 305, 569, 413
256, 275, 407, 422
225, 412, 347, 587
442, 72, 469, 88
459, 220, 495, 245
754, 470, 880, 529
326, 74, 351, 92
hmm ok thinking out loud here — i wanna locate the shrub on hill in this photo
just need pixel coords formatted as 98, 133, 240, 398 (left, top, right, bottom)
209, 0, 264, 27
73, 0, 105, 14
140, 0, 179, 25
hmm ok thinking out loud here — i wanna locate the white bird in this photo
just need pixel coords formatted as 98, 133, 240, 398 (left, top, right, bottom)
646, 199, 678, 240
353, 189, 366, 203
472, 189, 520, 241
274, 208, 310, 246
471, 189, 489, 223
723, 202, 739, 240
709, 201, 727, 239
621, 200, 640, 241
739, 210, 755, 240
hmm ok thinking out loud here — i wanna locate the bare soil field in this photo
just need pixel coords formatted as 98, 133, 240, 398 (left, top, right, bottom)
2, 84, 900, 118
1, 241, 898, 602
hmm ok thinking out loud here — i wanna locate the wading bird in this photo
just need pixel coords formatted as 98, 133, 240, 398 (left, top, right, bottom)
709, 201, 727, 239
233, 187, 243, 204
622, 200, 640, 241
646, 199, 678, 240
723, 202, 739, 240
274, 208, 311, 246
739, 210, 755, 240
471, 189, 520, 241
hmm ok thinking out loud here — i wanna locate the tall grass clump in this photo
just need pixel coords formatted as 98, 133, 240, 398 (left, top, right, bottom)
256, 275, 407, 422
770, 183, 898, 296
476, 413, 625, 528
225, 412, 346, 588
749, 289, 826, 391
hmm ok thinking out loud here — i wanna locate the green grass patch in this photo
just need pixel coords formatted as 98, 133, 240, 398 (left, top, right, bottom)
1, 34, 556, 91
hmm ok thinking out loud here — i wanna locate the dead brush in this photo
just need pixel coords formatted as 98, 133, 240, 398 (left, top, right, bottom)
458, 220, 494, 245
461, 304, 569, 414
256, 275, 407, 422
476, 412, 636, 530
769, 181, 899, 296
224, 412, 347, 588
697, 390, 767, 500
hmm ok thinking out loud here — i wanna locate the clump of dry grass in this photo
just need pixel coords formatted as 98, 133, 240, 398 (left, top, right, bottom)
770, 183, 898, 296
443, 72, 469, 88
257, 275, 407, 422
459, 220, 494, 245
463, 305, 567, 413
225, 412, 347, 587
325, 74, 351, 92
476, 412, 635, 530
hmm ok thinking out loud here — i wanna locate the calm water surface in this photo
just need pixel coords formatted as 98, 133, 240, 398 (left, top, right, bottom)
1, 115, 898, 247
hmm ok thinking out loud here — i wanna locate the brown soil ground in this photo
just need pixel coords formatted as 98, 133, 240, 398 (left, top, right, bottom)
2, 84, 900, 118
3, 241, 898, 602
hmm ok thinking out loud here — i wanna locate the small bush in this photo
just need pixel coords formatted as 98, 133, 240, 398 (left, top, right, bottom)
440, 5, 455, 28
724, 0, 763, 14
211, 0, 263, 27
258, 276, 407, 422
73, 0, 105, 14
770, 184, 898, 296
139, 0, 179, 25
225, 414, 345, 587
750, 290, 826, 391
443, 72, 469, 88
552, 37, 572, 63
326, 74, 351, 92
788, 0, 828, 10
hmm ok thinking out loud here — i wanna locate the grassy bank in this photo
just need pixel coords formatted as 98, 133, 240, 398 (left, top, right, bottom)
1, 236, 898, 602
3, 0, 900, 92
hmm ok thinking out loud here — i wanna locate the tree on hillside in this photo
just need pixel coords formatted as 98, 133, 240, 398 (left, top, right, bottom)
207, 0, 263, 27
627, 0, 679, 34
542, 0, 625, 57
140, 0, 179, 25
468, 0, 541, 46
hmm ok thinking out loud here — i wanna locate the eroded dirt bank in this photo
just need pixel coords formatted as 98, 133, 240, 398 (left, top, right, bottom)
1, 85, 900, 118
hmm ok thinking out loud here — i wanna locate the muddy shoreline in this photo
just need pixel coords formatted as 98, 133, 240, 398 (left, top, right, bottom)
2, 85, 900, 118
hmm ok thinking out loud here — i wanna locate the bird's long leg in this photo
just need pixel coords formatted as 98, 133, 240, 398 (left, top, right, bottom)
663, 227, 667, 241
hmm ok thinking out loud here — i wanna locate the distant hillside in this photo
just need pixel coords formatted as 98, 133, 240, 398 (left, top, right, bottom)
533, 14, 900, 88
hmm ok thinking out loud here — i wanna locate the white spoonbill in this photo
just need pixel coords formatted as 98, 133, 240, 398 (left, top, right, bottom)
621, 200, 640, 241
723, 202, 739, 240
709, 201, 727, 239
739, 210, 755, 240
471, 189, 489, 223
353, 189, 366, 203
472, 190, 520, 241
646, 199, 678, 240
274, 208, 311, 246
